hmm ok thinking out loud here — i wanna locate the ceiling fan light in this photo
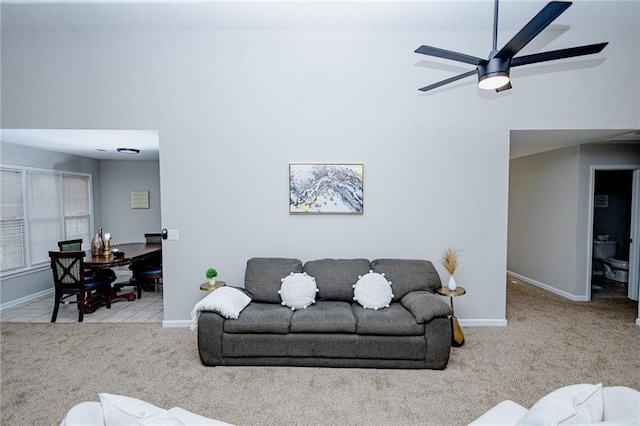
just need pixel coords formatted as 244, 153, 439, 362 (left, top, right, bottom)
117, 147, 140, 154
478, 72, 510, 90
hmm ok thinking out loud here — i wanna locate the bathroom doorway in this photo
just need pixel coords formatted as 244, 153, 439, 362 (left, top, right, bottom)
589, 167, 640, 301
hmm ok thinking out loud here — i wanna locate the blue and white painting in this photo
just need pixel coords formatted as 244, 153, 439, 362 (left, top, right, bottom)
289, 163, 364, 214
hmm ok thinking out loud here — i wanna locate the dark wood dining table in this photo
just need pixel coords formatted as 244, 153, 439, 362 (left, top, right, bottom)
84, 242, 162, 303
84, 242, 162, 269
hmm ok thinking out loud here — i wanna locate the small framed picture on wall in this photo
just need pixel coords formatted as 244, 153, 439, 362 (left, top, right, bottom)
130, 190, 150, 209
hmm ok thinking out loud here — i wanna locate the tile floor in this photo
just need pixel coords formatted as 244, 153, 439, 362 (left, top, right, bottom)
591, 275, 629, 299
0, 287, 163, 323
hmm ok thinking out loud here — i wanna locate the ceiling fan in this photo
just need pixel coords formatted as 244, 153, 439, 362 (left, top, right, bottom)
415, 0, 608, 93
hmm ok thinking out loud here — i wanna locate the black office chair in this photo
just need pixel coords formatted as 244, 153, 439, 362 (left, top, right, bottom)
49, 251, 111, 322
129, 233, 163, 299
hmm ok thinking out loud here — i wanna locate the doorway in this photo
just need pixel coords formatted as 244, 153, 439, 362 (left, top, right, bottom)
588, 166, 640, 302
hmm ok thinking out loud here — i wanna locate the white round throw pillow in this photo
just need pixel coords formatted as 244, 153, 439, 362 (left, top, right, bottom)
353, 271, 393, 310
278, 272, 318, 310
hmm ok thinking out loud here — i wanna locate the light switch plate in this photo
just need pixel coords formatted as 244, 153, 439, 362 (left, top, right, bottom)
167, 229, 179, 240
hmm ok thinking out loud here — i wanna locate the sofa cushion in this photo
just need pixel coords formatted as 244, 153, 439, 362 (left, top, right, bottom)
516, 383, 604, 426
602, 386, 640, 422
371, 259, 441, 301
468, 400, 529, 425
60, 401, 105, 426
223, 303, 293, 334
353, 303, 423, 336
278, 272, 318, 310
245, 258, 302, 303
290, 301, 356, 333
401, 291, 452, 323
65, 394, 232, 426
303, 258, 371, 302
222, 333, 426, 360
98, 393, 171, 426
352, 271, 393, 310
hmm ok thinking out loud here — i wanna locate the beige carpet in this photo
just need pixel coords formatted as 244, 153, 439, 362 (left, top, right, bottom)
2, 278, 639, 426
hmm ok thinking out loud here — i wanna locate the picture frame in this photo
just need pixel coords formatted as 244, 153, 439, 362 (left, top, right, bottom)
595, 195, 608, 208
130, 190, 150, 209
289, 163, 364, 214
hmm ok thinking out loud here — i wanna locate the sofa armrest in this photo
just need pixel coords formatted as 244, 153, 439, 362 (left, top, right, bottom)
468, 400, 528, 426
198, 311, 225, 365
401, 291, 452, 323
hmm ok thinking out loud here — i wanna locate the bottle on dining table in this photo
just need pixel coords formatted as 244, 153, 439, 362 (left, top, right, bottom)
91, 227, 105, 256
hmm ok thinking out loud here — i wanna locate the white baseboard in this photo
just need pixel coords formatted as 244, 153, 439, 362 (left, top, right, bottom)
459, 319, 507, 327
0, 288, 54, 311
162, 320, 191, 328
507, 271, 589, 302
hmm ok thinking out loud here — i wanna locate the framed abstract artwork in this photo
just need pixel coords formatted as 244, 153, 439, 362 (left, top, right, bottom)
289, 163, 364, 214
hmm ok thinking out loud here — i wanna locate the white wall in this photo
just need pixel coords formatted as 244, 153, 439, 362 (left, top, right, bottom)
2, 2, 639, 324
99, 160, 161, 244
508, 146, 581, 297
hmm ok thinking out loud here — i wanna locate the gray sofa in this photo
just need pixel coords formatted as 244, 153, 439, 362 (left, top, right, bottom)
198, 258, 453, 369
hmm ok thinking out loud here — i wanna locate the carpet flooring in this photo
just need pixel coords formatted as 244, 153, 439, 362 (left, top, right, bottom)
2, 278, 639, 426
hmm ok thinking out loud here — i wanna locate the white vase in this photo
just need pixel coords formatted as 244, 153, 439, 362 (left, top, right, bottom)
447, 275, 457, 291
208, 277, 217, 285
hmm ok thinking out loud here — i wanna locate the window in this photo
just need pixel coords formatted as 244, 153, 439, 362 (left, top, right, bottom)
0, 166, 92, 274
0, 169, 26, 271
63, 175, 91, 245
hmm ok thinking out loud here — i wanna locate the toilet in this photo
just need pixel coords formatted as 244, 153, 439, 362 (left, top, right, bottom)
603, 258, 629, 283
593, 239, 629, 284
593, 239, 616, 260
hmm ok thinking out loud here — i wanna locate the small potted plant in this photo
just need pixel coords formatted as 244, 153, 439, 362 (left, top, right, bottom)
440, 247, 461, 291
206, 267, 218, 285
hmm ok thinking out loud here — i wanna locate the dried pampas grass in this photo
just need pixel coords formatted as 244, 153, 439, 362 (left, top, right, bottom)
441, 247, 461, 275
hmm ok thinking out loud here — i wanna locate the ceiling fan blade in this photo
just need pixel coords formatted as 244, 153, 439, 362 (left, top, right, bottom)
511, 42, 608, 67
418, 69, 477, 92
494, 1, 572, 60
415, 45, 484, 66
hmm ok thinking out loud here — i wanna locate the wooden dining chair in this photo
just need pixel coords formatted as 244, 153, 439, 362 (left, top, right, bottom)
57, 239, 83, 251
49, 251, 112, 322
144, 233, 162, 244
129, 233, 163, 299
58, 238, 118, 284
58, 238, 94, 278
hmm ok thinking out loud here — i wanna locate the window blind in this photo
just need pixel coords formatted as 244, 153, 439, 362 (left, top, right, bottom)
63, 175, 91, 249
0, 169, 26, 271
27, 171, 63, 265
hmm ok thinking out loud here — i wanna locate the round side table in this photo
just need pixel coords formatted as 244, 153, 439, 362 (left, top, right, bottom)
435, 286, 466, 347
200, 280, 227, 291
